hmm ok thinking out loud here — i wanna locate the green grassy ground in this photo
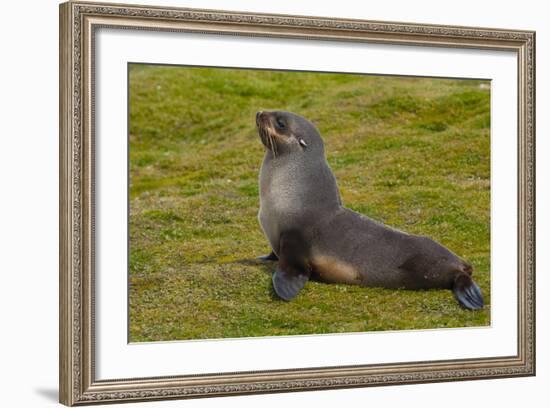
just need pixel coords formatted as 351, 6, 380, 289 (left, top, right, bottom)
128, 64, 491, 342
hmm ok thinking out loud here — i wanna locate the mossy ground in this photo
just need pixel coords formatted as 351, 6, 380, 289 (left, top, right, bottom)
129, 64, 491, 342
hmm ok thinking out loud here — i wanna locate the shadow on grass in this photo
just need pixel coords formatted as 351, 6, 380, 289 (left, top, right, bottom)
231, 257, 275, 272
230, 257, 288, 301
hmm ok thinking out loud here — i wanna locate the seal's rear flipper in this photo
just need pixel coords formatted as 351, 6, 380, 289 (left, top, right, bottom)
273, 268, 309, 301
271, 230, 310, 301
453, 274, 484, 310
257, 251, 278, 261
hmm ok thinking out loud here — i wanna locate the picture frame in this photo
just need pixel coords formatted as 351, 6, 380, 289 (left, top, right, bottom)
59, 1, 536, 405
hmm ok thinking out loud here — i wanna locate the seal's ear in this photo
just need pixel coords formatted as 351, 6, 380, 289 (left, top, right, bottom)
299, 139, 307, 148
272, 230, 310, 301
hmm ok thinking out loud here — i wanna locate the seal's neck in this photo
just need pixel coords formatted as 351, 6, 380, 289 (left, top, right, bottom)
260, 152, 342, 212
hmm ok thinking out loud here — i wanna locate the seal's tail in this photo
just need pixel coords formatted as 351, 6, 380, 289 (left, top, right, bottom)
452, 273, 484, 310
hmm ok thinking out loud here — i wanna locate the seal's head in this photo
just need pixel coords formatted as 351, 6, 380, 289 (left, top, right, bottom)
256, 111, 324, 157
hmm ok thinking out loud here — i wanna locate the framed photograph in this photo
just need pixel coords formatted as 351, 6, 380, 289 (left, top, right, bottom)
59, 1, 535, 405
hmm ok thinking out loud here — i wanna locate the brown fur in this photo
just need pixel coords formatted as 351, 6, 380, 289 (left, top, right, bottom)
310, 255, 362, 285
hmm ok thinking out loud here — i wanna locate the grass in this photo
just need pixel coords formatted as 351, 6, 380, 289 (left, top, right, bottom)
128, 64, 491, 342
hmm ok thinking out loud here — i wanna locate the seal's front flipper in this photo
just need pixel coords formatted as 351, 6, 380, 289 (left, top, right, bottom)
273, 268, 309, 301
453, 274, 484, 310
257, 251, 278, 261
272, 230, 310, 301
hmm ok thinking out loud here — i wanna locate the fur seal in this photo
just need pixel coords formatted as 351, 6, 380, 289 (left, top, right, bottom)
255, 110, 484, 310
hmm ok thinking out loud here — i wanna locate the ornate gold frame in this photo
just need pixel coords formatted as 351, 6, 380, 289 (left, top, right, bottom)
59, 1, 536, 405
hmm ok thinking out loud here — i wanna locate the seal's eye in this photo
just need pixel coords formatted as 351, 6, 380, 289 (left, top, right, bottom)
275, 117, 286, 130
